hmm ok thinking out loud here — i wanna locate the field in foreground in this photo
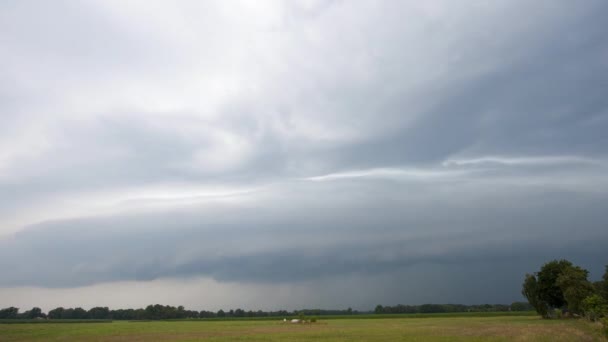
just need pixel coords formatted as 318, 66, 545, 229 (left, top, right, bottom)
1, 315, 606, 341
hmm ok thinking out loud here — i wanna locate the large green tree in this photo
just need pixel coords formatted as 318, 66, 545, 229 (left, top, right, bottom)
536, 260, 573, 308
522, 259, 594, 318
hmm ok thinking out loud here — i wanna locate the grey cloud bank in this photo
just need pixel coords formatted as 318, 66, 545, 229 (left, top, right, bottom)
1, 0, 608, 309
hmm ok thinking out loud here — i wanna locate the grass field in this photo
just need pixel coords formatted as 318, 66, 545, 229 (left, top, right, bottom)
0, 314, 605, 341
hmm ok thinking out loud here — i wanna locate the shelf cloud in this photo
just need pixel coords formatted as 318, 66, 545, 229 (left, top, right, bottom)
1, 0, 607, 310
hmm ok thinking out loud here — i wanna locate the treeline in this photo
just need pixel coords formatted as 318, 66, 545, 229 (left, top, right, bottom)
0, 305, 332, 320
0, 307, 45, 319
374, 302, 532, 314
0, 302, 532, 321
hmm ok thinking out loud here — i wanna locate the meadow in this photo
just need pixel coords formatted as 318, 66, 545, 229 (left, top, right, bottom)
1, 313, 606, 341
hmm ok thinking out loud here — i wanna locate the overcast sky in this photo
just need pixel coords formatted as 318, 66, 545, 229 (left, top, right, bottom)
1, 0, 608, 312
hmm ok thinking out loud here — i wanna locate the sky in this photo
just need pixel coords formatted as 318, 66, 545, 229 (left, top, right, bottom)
1, 0, 608, 312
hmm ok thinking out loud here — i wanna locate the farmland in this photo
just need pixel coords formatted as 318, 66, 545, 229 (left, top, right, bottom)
1, 313, 606, 341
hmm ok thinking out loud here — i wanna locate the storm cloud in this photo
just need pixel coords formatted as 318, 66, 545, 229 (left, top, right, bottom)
1, 0, 608, 310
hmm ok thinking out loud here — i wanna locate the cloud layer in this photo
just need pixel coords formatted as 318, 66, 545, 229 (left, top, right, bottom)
1, 0, 608, 310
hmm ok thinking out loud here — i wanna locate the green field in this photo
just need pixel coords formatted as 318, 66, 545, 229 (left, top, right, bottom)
0, 314, 605, 341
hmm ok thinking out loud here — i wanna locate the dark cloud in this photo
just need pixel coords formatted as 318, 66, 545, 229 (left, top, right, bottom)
2, 178, 606, 304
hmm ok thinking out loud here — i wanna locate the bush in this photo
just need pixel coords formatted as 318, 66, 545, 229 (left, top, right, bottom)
582, 294, 608, 322
310, 316, 317, 323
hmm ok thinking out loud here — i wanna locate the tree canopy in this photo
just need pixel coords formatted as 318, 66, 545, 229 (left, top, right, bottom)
523, 260, 606, 319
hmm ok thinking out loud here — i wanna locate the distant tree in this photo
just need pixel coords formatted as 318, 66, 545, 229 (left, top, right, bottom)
110, 308, 139, 320
176, 305, 186, 319
234, 308, 245, 317
48, 307, 64, 319
142, 304, 194, 320
0, 307, 19, 319
200, 310, 216, 318
88, 307, 111, 319
510, 302, 532, 311
374, 305, 384, 314
69, 307, 86, 319
419, 304, 446, 313
22, 307, 44, 319
145, 304, 161, 320
217, 309, 225, 317
346, 307, 353, 315
60, 308, 73, 319
184, 310, 198, 319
